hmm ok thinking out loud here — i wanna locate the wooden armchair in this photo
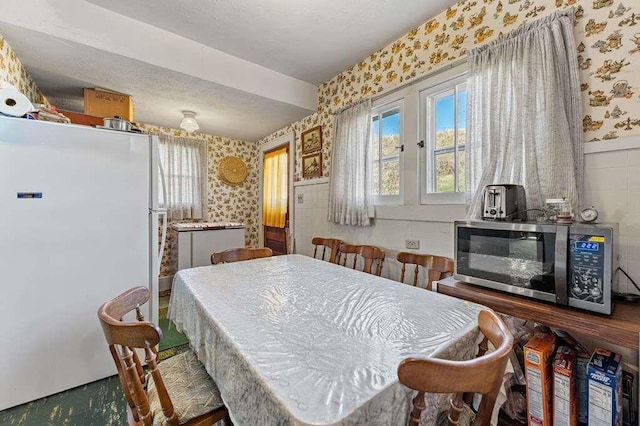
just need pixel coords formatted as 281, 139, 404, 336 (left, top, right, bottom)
340, 244, 385, 276
97, 286, 229, 426
312, 237, 343, 263
396, 252, 454, 290
211, 247, 273, 264
397, 310, 514, 426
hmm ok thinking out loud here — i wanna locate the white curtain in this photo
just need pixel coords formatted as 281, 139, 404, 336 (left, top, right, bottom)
159, 135, 207, 220
328, 99, 372, 226
466, 10, 583, 219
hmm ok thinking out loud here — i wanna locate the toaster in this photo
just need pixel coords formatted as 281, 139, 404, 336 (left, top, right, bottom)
482, 184, 527, 221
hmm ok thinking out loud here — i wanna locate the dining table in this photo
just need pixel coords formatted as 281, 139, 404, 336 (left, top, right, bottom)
168, 254, 487, 425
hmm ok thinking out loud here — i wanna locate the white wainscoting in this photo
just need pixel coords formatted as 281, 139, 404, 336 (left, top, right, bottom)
583, 136, 640, 296
293, 135, 640, 295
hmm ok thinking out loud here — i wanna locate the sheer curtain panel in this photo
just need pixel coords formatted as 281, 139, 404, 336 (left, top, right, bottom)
465, 10, 583, 219
262, 147, 288, 228
328, 99, 372, 226
158, 135, 207, 220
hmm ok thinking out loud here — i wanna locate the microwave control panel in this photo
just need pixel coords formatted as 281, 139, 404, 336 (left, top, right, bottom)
569, 234, 605, 304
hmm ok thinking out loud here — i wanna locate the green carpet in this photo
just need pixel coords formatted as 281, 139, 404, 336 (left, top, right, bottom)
0, 375, 126, 426
0, 319, 188, 425
158, 318, 189, 352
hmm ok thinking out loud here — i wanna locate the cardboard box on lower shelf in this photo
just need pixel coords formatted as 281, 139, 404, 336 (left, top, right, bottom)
553, 346, 577, 426
588, 347, 623, 426
524, 333, 557, 426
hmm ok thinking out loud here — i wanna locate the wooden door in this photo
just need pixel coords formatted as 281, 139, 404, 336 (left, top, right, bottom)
264, 222, 287, 255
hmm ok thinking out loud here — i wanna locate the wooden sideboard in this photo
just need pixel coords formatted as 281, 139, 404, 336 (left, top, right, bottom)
436, 277, 640, 350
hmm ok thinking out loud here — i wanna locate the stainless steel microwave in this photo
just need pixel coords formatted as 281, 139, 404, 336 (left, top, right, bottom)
454, 220, 618, 314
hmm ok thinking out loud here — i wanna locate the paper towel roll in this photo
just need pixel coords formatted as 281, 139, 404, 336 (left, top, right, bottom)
0, 85, 34, 117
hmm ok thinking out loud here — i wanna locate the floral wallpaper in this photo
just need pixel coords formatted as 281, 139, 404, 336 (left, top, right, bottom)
259, 112, 333, 180
260, 0, 640, 171
136, 123, 260, 277
0, 35, 46, 104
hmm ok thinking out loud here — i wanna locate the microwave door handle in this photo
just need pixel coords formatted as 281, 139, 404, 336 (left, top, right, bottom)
555, 225, 569, 306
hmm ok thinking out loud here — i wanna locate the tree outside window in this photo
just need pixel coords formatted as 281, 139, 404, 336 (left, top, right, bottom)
429, 83, 466, 194
371, 101, 402, 204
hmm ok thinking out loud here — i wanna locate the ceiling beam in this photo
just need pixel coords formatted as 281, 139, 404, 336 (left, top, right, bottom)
0, 0, 318, 112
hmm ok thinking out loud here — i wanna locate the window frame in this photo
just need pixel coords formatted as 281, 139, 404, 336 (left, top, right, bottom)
370, 98, 404, 205
417, 68, 468, 205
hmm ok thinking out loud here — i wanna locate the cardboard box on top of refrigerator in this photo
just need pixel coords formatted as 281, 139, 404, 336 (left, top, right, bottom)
588, 347, 623, 426
83, 88, 133, 120
554, 330, 590, 425
553, 345, 577, 426
524, 333, 556, 426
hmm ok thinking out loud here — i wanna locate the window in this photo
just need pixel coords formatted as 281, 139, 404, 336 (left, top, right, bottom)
158, 136, 207, 220
419, 73, 467, 204
371, 100, 403, 204
364, 64, 467, 213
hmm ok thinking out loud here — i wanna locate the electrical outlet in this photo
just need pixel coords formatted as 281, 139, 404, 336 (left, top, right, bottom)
297, 194, 304, 204
405, 239, 420, 250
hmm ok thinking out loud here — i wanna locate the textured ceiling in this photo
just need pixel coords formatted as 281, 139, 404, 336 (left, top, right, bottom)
0, 24, 311, 141
84, 0, 458, 84
1, 0, 459, 141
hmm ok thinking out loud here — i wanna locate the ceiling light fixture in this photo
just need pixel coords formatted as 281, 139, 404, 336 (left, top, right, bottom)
180, 110, 199, 133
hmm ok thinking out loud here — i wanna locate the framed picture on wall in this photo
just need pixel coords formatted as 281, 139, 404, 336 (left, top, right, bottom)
301, 125, 322, 154
302, 152, 322, 179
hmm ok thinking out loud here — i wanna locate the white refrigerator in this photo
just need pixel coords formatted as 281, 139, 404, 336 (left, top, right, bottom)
0, 116, 167, 411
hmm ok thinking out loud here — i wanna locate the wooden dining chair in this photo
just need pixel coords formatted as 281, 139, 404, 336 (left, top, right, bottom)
340, 244, 385, 276
211, 247, 273, 264
312, 237, 343, 263
359, 245, 386, 276
97, 286, 230, 426
396, 252, 454, 290
339, 243, 359, 269
397, 310, 514, 426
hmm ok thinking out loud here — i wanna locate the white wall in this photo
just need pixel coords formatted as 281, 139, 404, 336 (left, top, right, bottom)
584, 139, 640, 296
294, 178, 465, 284
293, 136, 640, 296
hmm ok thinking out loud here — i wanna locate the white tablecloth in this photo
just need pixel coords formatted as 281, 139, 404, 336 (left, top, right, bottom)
168, 254, 485, 425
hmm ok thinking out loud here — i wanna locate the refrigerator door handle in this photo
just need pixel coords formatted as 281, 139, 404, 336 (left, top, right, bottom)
157, 209, 168, 276
154, 137, 168, 277
158, 153, 168, 210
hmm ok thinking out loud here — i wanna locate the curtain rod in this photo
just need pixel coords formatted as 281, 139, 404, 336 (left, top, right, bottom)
331, 56, 467, 115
